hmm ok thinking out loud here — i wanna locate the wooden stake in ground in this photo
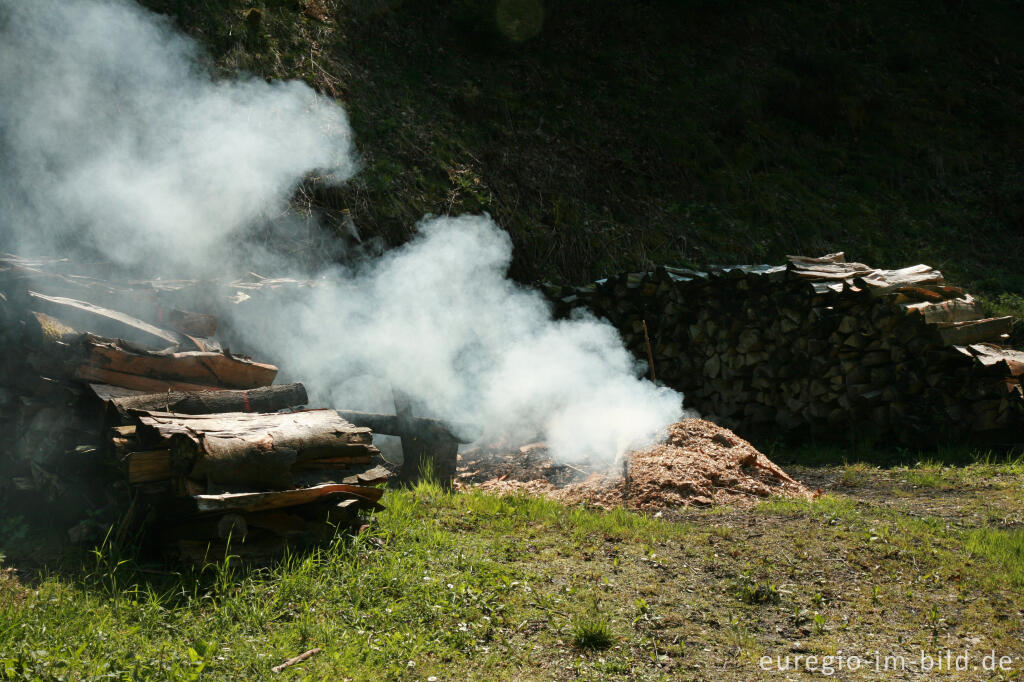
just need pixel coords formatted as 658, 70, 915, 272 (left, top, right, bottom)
642, 319, 656, 382
271, 647, 322, 673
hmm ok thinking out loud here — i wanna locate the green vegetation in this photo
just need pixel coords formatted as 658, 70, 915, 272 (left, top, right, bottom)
966, 527, 1024, 589
571, 608, 616, 651
135, 0, 1023, 294
4, 453, 1024, 679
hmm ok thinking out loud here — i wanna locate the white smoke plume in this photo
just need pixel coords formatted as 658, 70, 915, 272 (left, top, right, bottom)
0, 0, 355, 271
232, 214, 684, 463
0, 0, 683, 465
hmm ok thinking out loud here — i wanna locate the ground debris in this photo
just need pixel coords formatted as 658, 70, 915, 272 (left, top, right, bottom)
461, 419, 812, 510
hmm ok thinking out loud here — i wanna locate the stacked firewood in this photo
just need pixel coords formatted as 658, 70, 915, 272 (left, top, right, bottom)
0, 254, 394, 560
545, 253, 1024, 445
106, 398, 392, 562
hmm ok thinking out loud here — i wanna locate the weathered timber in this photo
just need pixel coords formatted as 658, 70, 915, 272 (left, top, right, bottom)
934, 317, 1013, 346
900, 296, 984, 324
75, 365, 223, 393
390, 391, 459, 486
184, 483, 384, 514
135, 409, 378, 488
80, 337, 278, 389
106, 383, 307, 422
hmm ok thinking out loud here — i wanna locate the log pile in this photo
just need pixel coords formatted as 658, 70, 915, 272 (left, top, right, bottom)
545, 253, 1024, 445
0, 254, 394, 560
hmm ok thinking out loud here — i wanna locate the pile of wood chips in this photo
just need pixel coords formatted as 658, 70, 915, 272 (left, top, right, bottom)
0, 254, 394, 561
464, 419, 812, 510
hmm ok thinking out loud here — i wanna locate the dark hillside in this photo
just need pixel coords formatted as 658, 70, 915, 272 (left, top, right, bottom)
140, 0, 1024, 292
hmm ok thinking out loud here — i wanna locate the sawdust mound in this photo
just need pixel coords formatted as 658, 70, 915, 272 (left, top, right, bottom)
476, 419, 812, 510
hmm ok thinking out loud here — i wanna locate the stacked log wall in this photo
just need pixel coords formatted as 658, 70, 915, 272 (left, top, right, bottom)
544, 255, 1024, 446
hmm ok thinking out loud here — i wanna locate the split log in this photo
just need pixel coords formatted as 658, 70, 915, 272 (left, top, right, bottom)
104, 383, 307, 422
934, 317, 1013, 346
899, 296, 984, 324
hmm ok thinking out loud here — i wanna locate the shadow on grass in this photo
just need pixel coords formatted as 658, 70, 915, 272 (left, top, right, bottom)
763, 438, 1024, 469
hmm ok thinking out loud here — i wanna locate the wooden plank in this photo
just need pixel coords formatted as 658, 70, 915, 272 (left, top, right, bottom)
189, 483, 383, 514
82, 338, 278, 389
89, 383, 147, 400
787, 252, 847, 265
935, 317, 1014, 346
857, 264, 944, 295
76, 365, 224, 393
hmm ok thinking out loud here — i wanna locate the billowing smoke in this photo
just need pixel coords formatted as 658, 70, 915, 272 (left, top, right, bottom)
0, 0, 683, 465
232, 214, 683, 463
0, 0, 355, 270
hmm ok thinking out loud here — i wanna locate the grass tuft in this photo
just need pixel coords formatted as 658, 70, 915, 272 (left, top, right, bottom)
571, 610, 615, 650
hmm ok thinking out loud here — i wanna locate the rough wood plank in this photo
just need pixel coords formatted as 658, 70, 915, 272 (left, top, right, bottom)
82, 338, 278, 389
76, 365, 224, 393
935, 317, 1014, 346
189, 483, 383, 514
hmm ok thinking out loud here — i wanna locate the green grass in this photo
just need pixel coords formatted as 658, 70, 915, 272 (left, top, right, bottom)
966, 527, 1024, 589
571, 609, 615, 651
5, 458, 1024, 679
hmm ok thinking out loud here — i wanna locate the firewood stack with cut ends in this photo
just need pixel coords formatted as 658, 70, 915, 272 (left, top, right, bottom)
545, 253, 1024, 446
0, 254, 394, 560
